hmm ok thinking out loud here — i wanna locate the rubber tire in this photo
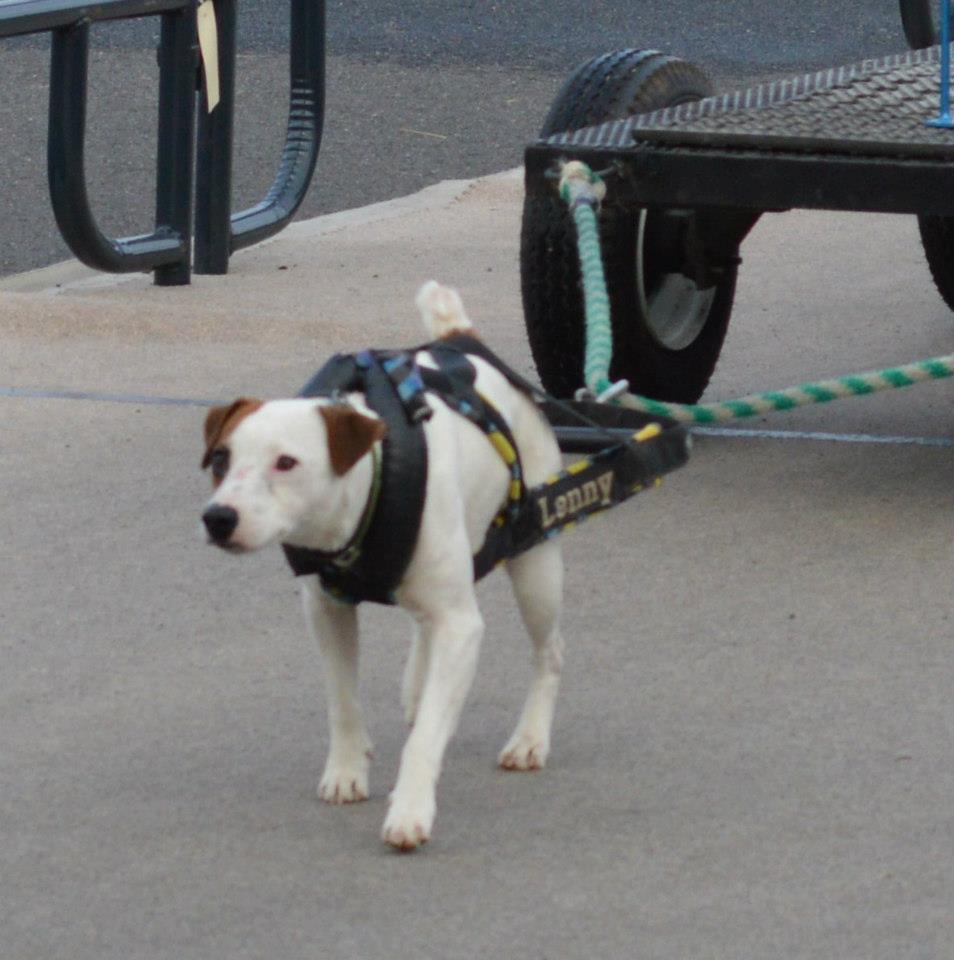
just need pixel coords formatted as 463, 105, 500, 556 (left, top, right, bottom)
899, 0, 944, 48
918, 215, 954, 310
903, 3, 953, 309
520, 49, 738, 402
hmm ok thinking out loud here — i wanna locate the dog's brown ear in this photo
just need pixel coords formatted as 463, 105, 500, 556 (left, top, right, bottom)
319, 405, 388, 475
201, 397, 263, 469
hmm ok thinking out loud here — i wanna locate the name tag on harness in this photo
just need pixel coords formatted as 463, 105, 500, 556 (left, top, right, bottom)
537, 469, 614, 529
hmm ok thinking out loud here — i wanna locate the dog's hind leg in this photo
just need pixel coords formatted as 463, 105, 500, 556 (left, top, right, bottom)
301, 579, 373, 804
498, 539, 565, 771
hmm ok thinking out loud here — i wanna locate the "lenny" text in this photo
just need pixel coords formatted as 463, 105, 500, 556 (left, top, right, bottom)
537, 470, 614, 530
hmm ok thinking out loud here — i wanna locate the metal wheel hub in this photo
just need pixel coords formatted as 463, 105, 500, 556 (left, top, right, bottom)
636, 210, 715, 350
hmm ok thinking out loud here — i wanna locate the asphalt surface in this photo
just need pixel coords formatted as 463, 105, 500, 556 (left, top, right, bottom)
2, 0, 908, 67
0, 0, 913, 277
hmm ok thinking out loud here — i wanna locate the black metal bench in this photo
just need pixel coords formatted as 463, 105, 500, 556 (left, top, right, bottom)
0, 0, 324, 284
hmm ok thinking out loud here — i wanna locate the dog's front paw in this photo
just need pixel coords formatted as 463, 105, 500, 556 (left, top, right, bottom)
318, 751, 371, 804
498, 731, 549, 771
381, 790, 436, 851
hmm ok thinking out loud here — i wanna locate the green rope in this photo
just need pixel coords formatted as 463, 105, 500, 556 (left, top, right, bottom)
559, 167, 615, 397
558, 160, 954, 424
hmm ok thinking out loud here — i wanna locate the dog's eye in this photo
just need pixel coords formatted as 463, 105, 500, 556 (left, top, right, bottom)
210, 448, 229, 480
275, 455, 299, 472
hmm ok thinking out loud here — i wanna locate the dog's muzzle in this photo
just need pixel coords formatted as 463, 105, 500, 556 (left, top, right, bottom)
202, 504, 239, 546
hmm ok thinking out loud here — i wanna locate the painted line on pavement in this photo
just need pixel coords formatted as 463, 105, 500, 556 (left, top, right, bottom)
693, 426, 954, 448
3, 385, 954, 448
0, 386, 214, 407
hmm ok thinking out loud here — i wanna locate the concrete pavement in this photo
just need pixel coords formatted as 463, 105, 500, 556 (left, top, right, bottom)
3, 169, 954, 959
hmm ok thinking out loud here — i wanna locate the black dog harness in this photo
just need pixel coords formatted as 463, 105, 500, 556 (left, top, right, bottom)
282, 334, 688, 605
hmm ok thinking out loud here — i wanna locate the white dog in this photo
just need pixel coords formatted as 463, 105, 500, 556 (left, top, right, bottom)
201, 282, 564, 850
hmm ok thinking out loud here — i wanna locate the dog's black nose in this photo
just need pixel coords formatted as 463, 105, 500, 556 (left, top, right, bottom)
202, 504, 239, 545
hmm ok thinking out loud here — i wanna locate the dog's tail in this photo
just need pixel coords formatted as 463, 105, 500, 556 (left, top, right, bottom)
416, 281, 473, 339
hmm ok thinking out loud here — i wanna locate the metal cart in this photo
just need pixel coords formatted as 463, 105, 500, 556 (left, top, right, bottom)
521, 1, 954, 403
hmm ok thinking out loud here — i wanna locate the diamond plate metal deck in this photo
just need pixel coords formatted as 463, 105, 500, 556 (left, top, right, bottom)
547, 47, 954, 160
526, 47, 954, 216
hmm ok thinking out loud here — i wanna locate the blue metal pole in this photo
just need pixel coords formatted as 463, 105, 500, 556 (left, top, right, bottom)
929, 0, 954, 127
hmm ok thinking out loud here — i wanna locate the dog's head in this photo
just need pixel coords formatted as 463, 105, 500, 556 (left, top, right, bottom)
200, 398, 387, 553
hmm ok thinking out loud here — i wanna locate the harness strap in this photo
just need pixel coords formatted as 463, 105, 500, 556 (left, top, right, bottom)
419, 362, 525, 523
280, 336, 690, 605
282, 351, 428, 605
426, 336, 690, 575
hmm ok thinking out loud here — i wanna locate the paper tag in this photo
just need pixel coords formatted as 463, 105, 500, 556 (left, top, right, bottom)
197, 0, 220, 112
